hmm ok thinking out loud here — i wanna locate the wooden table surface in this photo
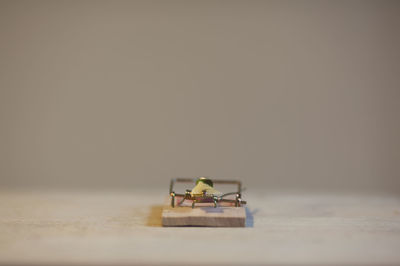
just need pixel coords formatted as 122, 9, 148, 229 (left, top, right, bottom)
1, 189, 400, 266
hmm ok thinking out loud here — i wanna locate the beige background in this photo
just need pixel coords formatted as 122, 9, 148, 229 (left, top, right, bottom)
0, 0, 399, 192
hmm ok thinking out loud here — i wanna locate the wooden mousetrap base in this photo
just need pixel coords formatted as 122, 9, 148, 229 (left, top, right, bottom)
162, 197, 246, 227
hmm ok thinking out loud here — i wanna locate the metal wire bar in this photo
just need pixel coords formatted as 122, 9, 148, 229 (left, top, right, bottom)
169, 177, 246, 208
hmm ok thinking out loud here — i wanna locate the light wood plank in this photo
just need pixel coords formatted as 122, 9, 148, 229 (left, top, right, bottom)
162, 199, 246, 227
1, 189, 400, 265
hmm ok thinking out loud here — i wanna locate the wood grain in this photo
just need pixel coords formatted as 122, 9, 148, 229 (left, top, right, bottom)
162, 197, 246, 227
0, 189, 400, 265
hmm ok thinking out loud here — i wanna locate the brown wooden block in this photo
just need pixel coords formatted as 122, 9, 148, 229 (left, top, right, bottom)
162, 197, 246, 227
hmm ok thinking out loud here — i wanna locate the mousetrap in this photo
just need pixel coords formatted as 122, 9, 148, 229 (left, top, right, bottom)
162, 177, 247, 227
